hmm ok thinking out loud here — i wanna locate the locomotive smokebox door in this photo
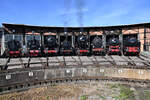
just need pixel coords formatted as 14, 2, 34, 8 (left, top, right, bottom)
90, 35, 105, 55
75, 30, 90, 56
43, 32, 59, 56
60, 31, 74, 55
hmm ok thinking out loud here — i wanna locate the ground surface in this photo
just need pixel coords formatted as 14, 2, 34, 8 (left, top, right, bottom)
0, 81, 150, 100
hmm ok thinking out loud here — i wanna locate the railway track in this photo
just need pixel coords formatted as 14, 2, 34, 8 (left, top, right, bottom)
0, 52, 150, 70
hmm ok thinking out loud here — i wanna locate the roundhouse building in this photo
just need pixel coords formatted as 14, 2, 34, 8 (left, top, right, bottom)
1, 22, 150, 54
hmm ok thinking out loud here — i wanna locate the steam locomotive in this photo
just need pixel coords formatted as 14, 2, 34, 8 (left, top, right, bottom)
107, 37, 121, 55
123, 36, 140, 55
5, 39, 21, 57
76, 34, 90, 55
44, 35, 59, 56
60, 34, 74, 55
26, 34, 41, 56
91, 36, 105, 55
3, 34, 22, 57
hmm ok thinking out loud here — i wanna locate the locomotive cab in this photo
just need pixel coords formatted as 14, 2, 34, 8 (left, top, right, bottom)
106, 35, 121, 55
26, 33, 41, 56
3, 34, 22, 57
43, 33, 59, 56
123, 34, 140, 55
90, 35, 105, 55
60, 32, 74, 55
75, 32, 90, 55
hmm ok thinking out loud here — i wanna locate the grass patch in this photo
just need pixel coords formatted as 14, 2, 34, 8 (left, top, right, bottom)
46, 96, 50, 100
144, 91, 150, 100
107, 83, 118, 89
97, 94, 106, 100
113, 85, 135, 100
80, 95, 87, 100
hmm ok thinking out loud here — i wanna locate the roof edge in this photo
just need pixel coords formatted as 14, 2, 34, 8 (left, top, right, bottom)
2, 22, 150, 28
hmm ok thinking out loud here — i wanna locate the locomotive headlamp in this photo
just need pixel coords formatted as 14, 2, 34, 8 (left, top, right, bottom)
110, 31, 114, 33
64, 32, 67, 35
12, 29, 15, 33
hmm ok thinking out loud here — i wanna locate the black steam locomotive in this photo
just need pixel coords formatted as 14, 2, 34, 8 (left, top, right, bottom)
60, 35, 74, 55
123, 37, 140, 55
107, 37, 121, 55
60, 39, 73, 55
44, 35, 59, 55
76, 34, 90, 55
3, 34, 22, 57
91, 36, 105, 55
26, 34, 41, 56
5, 39, 21, 57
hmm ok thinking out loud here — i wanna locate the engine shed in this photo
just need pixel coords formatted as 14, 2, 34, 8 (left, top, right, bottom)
1, 22, 150, 54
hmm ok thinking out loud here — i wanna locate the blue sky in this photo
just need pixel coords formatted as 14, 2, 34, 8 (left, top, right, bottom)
0, 0, 150, 27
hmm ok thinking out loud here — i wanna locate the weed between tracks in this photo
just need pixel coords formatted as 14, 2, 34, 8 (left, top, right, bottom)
113, 85, 135, 100
80, 95, 87, 100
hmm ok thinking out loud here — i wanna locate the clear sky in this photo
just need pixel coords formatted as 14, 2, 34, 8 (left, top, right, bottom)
0, 0, 150, 27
